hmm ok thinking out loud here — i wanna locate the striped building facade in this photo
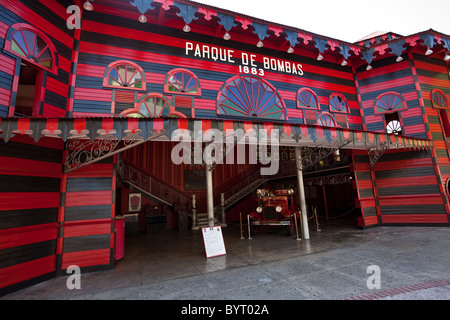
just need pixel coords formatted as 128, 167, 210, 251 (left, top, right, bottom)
0, 0, 449, 294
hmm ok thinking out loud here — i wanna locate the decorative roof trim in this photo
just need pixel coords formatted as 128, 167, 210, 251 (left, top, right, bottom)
132, 1, 449, 66
0, 117, 433, 154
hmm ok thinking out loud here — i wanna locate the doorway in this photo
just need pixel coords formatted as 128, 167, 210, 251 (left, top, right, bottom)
14, 62, 42, 117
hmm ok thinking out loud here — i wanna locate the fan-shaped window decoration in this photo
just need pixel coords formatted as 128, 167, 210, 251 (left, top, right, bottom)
317, 113, 336, 127
103, 60, 146, 91
431, 89, 449, 109
385, 112, 402, 135
164, 69, 201, 95
386, 120, 402, 134
374, 92, 407, 114
120, 94, 170, 118
217, 75, 287, 120
138, 94, 170, 118
329, 93, 349, 113
297, 88, 320, 109
5, 24, 57, 73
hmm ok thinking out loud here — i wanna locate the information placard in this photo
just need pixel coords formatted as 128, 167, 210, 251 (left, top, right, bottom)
202, 226, 226, 258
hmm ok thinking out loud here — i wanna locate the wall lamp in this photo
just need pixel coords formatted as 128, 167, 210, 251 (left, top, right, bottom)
183, 24, 191, 32
138, 15, 147, 23
83, 0, 94, 11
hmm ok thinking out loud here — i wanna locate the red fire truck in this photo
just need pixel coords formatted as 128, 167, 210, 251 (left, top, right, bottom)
248, 189, 298, 236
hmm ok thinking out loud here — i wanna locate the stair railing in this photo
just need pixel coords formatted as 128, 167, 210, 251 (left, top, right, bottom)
117, 155, 191, 208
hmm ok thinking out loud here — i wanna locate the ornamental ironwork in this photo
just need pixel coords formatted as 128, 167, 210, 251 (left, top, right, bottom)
64, 129, 166, 173
368, 142, 390, 170
297, 140, 353, 171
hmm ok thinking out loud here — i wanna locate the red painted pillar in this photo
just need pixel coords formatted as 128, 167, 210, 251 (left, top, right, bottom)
115, 217, 125, 260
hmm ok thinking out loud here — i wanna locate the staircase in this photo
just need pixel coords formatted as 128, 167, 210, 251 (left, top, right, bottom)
196, 213, 208, 227
195, 213, 218, 228
117, 157, 191, 207
220, 178, 268, 210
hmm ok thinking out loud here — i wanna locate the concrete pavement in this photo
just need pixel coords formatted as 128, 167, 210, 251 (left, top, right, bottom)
2, 219, 449, 301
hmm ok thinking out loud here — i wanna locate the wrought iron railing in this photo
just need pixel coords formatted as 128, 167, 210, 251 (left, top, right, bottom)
117, 155, 191, 207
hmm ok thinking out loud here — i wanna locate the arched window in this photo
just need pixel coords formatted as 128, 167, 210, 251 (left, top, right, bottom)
431, 89, 449, 109
217, 75, 287, 120
329, 93, 349, 113
120, 93, 170, 118
4, 24, 58, 117
431, 89, 450, 144
297, 88, 320, 109
374, 92, 406, 135
103, 60, 146, 90
317, 112, 336, 127
5, 24, 57, 73
164, 68, 201, 95
374, 92, 407, 114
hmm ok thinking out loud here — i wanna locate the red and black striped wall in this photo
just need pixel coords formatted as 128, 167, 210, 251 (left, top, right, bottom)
375, 150, 447, 224
350, 150, 378, 227
0, 135, 63, 295
350, 148, 448, 227
353, 51, 450, 226
59, 157, 116, 272
0, 135, 117, 295
413, 54, 450, 187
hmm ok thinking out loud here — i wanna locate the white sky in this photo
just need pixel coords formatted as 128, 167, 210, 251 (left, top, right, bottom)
194, 0, 450, 43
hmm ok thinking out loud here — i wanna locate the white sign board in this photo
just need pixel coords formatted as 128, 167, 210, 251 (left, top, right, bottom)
202, 226, 226, 258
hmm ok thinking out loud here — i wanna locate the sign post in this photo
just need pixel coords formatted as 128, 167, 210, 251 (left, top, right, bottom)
202, 226, 226, 258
